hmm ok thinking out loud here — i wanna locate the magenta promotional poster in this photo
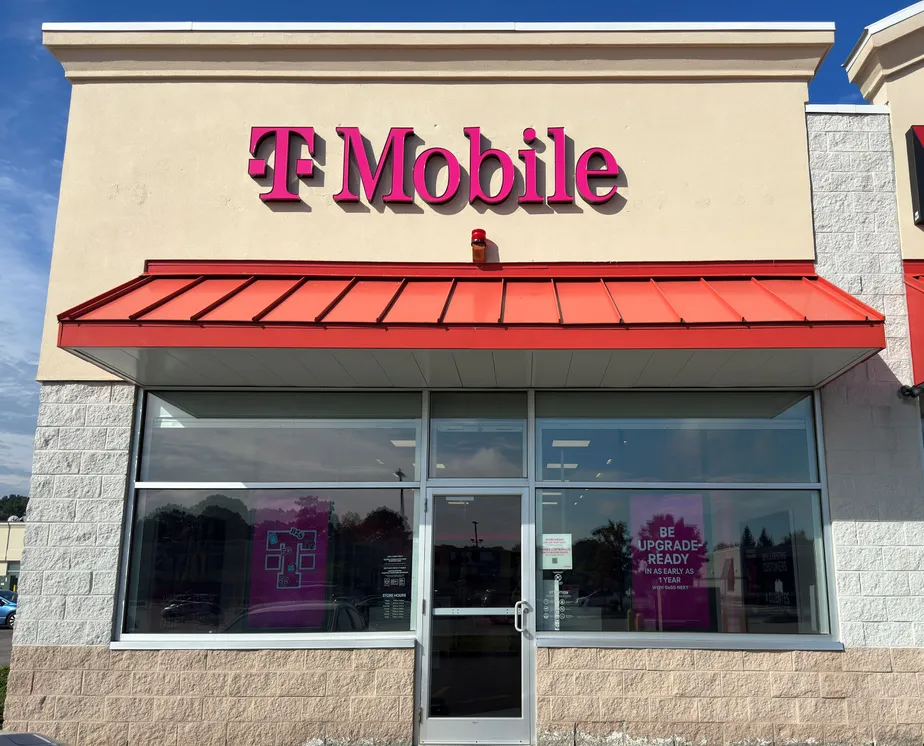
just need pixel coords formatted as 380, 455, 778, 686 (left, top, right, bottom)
630, 494, 710, 631
248, 495, 331, 630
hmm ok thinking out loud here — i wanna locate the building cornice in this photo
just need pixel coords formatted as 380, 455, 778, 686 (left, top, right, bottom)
845, 1, 924, 102
42, 26, 834, 82
42, 21, 836, 33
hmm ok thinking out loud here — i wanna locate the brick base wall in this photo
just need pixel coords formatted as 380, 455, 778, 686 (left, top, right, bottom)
3, 646, 414, 746
8, 646, 924, 746
537, 648, 924, 746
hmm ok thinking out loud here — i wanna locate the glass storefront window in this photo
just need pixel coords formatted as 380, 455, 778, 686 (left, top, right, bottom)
140, 392, 421, 482
537, 488, 827, 634
536, 392, 817, 483
124, 388, 831, 643
429, 392, 527, 479
125, 488, 416, 634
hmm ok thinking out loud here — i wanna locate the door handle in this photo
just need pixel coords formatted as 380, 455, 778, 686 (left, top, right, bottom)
514, 600, 528, 632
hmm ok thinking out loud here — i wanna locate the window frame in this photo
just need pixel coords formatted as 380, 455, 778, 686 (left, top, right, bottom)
113, 388, 840, 651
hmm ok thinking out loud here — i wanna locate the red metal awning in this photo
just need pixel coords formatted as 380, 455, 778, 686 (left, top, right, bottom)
905, 261, 924, 386
58, 260, 885, 388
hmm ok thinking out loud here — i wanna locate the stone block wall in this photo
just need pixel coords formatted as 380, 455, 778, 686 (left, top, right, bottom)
17, 382, 135, 647
3, 646, 414, 746
809, 110, 924, 648
537, 647, 924, 746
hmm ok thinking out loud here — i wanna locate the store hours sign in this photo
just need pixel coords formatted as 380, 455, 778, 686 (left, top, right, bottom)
248, 126, 620, 206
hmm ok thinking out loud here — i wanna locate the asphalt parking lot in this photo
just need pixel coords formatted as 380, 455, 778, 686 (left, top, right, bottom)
0, 630, 12, 667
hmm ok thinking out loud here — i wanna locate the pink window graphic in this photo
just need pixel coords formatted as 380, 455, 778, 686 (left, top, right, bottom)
248, 496, 331, 630
630, 493, 710, 631
264, 527, 319, 588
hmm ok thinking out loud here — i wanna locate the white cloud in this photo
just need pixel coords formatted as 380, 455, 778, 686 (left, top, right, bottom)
838, 91, 865, 105
0, 0, 71, 497
0, 161, 56, 495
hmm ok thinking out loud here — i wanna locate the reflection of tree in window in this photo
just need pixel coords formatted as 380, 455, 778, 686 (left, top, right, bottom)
741, 526, 755, 548
570, 520, 632, 614
133, 494, 250, 633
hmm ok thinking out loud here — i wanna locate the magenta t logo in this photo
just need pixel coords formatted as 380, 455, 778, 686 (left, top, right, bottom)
248, 127, 316, 202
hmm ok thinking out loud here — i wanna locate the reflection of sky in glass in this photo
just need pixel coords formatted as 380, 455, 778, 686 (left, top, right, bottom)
141, 423, 420, 482
538, 395, 816, 484
433, 495, 522, 549
537, 392, 818, 482
430, 420, 525, 478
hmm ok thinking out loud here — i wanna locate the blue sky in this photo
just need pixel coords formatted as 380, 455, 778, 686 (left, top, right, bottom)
0, 0, 905, 494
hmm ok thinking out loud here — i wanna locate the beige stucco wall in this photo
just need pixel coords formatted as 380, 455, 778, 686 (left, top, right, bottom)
847, 10, 924, 259
876, 69, 924, 259
39, 29, 828, 381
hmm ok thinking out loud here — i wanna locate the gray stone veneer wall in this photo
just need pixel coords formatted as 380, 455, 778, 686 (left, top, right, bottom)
16, 382, 134, 647
809, 110, 924, 648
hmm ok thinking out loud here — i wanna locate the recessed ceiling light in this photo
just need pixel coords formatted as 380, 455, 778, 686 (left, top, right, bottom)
376, 459, 384, 465
391, 440, 416, 448
436, 463, 446, 469
552, 440, 590, 448
546, 463, 578, 469
606, 458, 612, 465
596, 473, 602, 478
542, 492, 562, 496
542, 501, 559, 505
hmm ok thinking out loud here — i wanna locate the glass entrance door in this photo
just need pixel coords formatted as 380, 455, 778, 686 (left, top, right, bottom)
419, 489, 534, 745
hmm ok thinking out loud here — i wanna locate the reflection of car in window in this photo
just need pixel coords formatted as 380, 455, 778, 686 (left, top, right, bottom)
0, 591, 17, 604
215, 601, 367, 633
575, 590, 624, 611
160, 594, 222, 628
482, 585, 520, 625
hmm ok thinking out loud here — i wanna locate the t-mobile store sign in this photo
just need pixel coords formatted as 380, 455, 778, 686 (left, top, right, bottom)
248, 126, 620, 206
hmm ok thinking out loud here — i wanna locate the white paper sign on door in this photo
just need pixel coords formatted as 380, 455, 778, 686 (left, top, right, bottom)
541, 533, 573, 570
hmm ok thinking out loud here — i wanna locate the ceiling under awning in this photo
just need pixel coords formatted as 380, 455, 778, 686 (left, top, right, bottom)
57, 260, 885, 389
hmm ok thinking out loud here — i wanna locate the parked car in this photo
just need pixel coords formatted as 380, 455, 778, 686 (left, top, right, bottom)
0, 598, 18, 629
575, 589, 624, 612
0, 590, 18, 604
0, 734, 66, 744
160, 595, 222, 628
216, 600, 367, 633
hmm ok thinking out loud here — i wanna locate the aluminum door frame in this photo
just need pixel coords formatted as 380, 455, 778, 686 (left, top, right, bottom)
417, 486, 536, 746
